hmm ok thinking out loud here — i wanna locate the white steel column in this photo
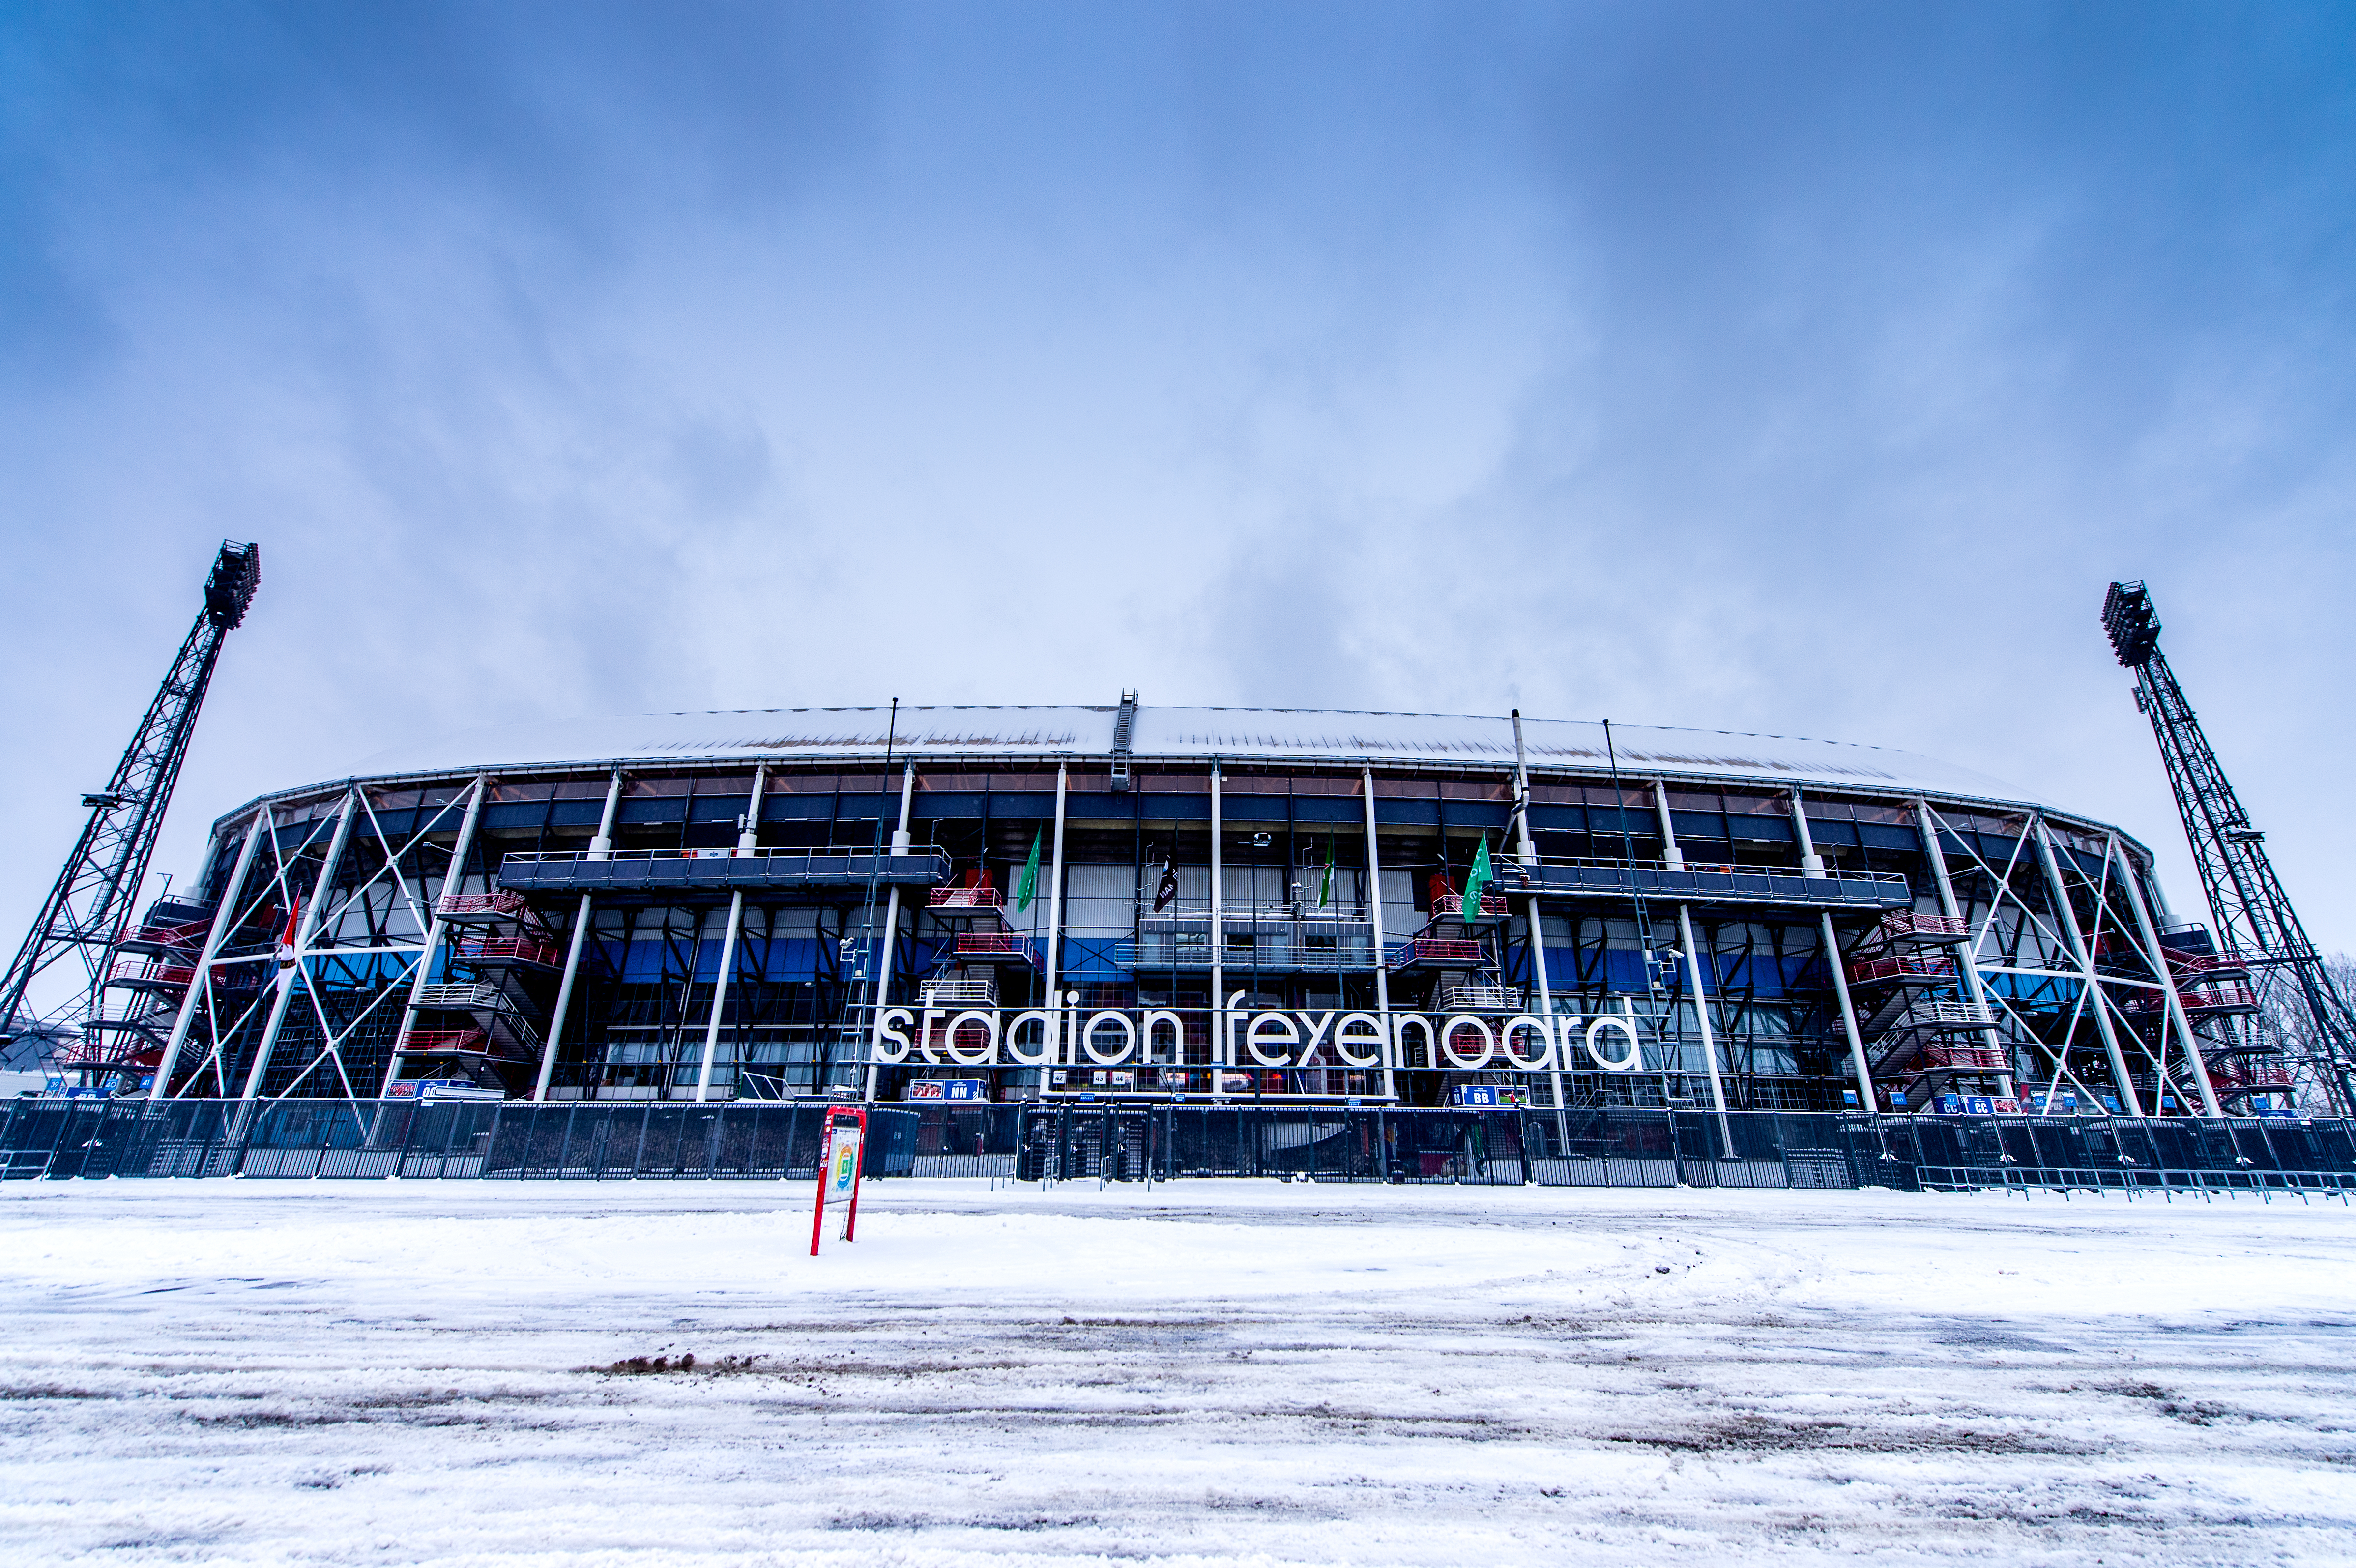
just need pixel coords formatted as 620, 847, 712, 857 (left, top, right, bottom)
865, 760, 918, 1102
1821, 912, 1875, 1111
1042, 763, 1070, 1053
1510, 718, 1562, 1124
1361, 764, 1393, 1100
2110, 832, 2224, 1118
533, 769, 624, 1101
244, 791, 355, 1101
150, 811, 266, 1099
1790, 787, 1827, 877
380, 777, 489, 1095
1790, 788, 1873, 1108
1913, 800, 2015, 1097
693, 767, 767, 1103
2032, 817, 2144, 1117
1653, 781, 1732, 1144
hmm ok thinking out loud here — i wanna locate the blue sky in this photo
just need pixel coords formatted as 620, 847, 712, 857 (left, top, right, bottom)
3, 0, 2353, 952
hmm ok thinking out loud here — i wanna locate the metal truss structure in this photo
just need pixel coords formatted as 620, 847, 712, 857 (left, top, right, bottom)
0, 542, 259, 1072
2103, 581, 2356, 1116
48, 700, 2313, 1127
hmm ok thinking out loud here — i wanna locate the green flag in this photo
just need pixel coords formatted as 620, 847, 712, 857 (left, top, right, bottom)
1017, 829, 1042, 913
1319, 834, 1334, 908
1462, 834, 1493, 917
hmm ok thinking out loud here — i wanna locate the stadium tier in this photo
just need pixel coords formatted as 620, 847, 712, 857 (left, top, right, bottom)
91, 702, 2299, 1120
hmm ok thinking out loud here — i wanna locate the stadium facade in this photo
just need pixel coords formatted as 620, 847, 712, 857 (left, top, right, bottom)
109, 701, 2294, 1121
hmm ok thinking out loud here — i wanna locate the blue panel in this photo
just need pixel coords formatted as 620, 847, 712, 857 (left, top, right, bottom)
689, 797, 744, 824
989, 793, 1058, 819
1671, 811, 1725, 840
1224, 796, 1289, 822
1294, 796, 1361, 825
482, 803, 549, 830
1065, 792, 1135, 820
1441, 802, 1510, 829
1530, 805, 1586, 832
912, 792, 987, 819
1138, 794, 1212, 822
1805, 817, 1860, 848
1059, 936, 1129, 981
547, 801, 605, 828
367, 809, 420, 840
618, 799, 686, 826
762, 797, 834, 821
1372, 798, 1440, 826
1860, 823, 1917, 851
1729, 816, 1794, 843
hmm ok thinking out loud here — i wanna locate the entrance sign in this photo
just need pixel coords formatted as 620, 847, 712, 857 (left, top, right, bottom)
809, 1107, 866, 1255
873, 1004, 1654, 1074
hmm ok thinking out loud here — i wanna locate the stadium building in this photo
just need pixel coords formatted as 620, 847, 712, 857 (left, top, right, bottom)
108, 699, 2286, 1124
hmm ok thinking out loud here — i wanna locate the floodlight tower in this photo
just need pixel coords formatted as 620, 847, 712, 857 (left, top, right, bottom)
0, 542, 261, 1069
2101, 581, 2356, 1115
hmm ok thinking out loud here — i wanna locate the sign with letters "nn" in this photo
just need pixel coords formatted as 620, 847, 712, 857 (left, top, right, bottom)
873, 997, 1654, 1074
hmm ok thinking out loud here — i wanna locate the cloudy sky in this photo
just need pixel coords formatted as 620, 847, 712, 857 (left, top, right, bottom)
3, 0, 2352, 955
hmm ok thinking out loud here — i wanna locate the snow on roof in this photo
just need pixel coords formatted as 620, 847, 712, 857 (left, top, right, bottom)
351, 704, 2033, 806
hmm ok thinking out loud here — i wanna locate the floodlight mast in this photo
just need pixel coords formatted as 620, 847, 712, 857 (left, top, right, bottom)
2102, 580, 2356, 1115
0, 541, 261, 1070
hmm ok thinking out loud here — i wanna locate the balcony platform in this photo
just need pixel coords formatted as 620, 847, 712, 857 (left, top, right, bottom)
497, 846, 952, 900
951, 932, 1041, 968
1117, 913, 1378, 973
1506, 858, 1913, 914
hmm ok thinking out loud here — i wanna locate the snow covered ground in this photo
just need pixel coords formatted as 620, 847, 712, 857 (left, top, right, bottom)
1, 1179, 2352, 1566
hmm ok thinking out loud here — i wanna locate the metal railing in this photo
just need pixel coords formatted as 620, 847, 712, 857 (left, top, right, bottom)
1389, 938, 1483, 967
1875, 909, 1970, 943
1430, 893, 1509, 919
1850, 954, 1957, 985
919, 978, 998, 1007
399, 1029, 494, 1056
1119, 914, 1379, 973
437, 890, 532, 919
105, 958, 196, 990
454, 937, 562, 968
930, 885, 1005, 910
952, 932, 1039, 964
3, 1100, 2350, 1194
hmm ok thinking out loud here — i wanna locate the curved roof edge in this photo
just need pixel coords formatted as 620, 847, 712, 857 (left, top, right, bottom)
345, 703, 2036, 807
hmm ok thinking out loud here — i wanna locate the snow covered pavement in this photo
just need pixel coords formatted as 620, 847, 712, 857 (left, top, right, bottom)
1, 1179, 2352, 1565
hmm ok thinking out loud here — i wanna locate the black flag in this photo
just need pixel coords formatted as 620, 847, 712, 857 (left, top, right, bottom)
1153, 851, 1179, 912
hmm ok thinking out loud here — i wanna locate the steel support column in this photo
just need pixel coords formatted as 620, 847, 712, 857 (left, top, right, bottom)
1653, 781, 1731, 1144
1789, 788, 1873, 1110
693, 768, 766, 1103
2032, 817, 2144, 1117
243, 791, 355, 1101
536, 769, 624, 1101
1043, 763, 1069, 1056
149, 810, 266, 1099
380, 777, 489, 1096
1361, 764, 1392, 1101
2110, 832, 2224, 1118
1914, 799, 2015, 1098
1509, 717, 1562, 1131
865, 759, 917, 1102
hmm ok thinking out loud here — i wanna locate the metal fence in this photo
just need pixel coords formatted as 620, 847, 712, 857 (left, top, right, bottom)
4, 1099, 2354, 1194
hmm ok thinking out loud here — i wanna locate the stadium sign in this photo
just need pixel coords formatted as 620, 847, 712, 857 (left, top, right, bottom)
872, 999, 1649, 1073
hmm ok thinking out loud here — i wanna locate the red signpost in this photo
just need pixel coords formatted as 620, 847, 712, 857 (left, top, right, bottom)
809, 1106, 867, 1256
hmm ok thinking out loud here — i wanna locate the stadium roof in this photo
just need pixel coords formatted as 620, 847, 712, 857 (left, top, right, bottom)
354, 705, 2032, 805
